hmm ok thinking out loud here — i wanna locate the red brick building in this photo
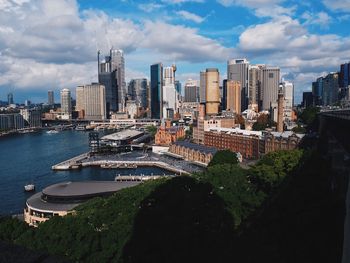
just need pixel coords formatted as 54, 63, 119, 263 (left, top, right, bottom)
155, 120, 185, 146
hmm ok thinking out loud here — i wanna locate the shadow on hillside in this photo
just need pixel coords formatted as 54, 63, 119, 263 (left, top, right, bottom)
122, 176, 235, 263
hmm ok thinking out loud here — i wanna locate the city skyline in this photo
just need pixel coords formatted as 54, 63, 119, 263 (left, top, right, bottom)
1, 0, 350, 103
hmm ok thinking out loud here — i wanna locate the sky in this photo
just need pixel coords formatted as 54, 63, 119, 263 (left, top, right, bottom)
1, 0, 350, 104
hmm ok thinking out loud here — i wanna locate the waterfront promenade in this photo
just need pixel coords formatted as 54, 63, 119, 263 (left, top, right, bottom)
52, 151, 203, 175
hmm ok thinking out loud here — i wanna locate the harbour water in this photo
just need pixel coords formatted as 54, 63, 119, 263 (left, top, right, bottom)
0, 131, 172, 215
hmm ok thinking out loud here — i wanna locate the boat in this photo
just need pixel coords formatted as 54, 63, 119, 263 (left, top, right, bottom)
24, 184, 35, 192
75, 125, 86, 131
46, 130, 59, 134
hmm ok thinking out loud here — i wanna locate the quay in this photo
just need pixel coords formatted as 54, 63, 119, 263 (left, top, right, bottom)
114, 175, 174, 182
52, 154, 190, 175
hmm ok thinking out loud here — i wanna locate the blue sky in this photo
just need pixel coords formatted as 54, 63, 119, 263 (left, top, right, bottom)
0, 0, 350, 104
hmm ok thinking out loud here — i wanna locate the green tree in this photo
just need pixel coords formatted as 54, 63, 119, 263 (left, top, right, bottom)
145, 125, 157, 137
208, 150, 238, 167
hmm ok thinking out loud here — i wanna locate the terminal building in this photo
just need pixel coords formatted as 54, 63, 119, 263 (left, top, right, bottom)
24, 181, 139, 227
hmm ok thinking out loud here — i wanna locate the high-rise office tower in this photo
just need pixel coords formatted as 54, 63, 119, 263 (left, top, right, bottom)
199, 71, 206, 103
110, 49, 126, 112
75, 84, 106, 120
162, 65, 177, 118
205, 68, 220, 116
60, 88, 72, 120
7, 93, 13, 105
150, 63, 163, 119
312, 77, 323, 106
48, 90, 54, 105
226, 80, 241, 114
248, 65, 264, 107
340, 62, 350, 88
277, 87, 284, 132
222, 79, 227, 110
98, 51, 118, 114
281, 81, 294, 122
128, 79, 148, 109
261, 67, 280, 110
184, 79, 198, 102
227, 58, 249, 112
322, 72, 339, 106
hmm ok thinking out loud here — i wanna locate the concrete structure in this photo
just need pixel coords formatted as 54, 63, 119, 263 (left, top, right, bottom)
199, 71, 206, 103
20, 108, 41, 128
60, 88, 72, 120
110, 49, 126, 112
128, 78, 148, 108
101, 129, 144, 146
155, 120, 185, 146
261, 67, 280, 110
227, 59, 249, 111
322, 72, 339, 106
150, 63, 163, 119
7, 93, 14, 105
226, 80, 241, 114
184, 79, 198, 102
248, 65, 263, 106
204, 127, 304, 159
0, 113, 25, 131
76, 83, 106, 120
48, 90, 54, 105
193, 103, 206, 144
24, 181, 139, 226
125, 100, 138, 119
169, 141, 217, 165
162, 65, 178, 119
205, 68, 220, 115
281, 81, 294, 122
277, 88, 284, 132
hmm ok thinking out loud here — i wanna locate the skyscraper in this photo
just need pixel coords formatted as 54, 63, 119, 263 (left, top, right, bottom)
227, 58, 249, 112
110, 49, 126, 112
281, 81, 294, 122
312, 77, 323, 106
226, 80, 241, 114
248, 65, 264, 107
60, 88, 72, 120
184, 79, 198, 102
277, 87, 284, 133
322, 72, 339, 106
98, 51, 118, 114
150, 63, 163, 119
75, 84, 106, 120
199, 71, 206, 103
205, 68, 220, 116
128, 79, 148, 109
162, 65, 177, 118
340, 62, 350, 88
48, 90, 54, 105
7, 93, 13, 105
261, 67, 280, 110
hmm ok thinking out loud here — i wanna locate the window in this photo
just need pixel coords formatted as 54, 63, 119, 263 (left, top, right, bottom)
269, 73, 274, 78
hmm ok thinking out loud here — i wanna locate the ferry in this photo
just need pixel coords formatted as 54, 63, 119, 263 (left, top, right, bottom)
24, 184, 35, 192
46, 130, 59, 134
75, 125, 86, 131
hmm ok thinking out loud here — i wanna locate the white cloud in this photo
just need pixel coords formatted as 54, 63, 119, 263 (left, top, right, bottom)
138, 3, 163, 13
162, 0, 205, 4
176, 10, 205, 23
237, 15, 350, 102
323, 0, 350, 12
217, 0, 283, 8
301, 11, 332, 28
0, 0, 231, 93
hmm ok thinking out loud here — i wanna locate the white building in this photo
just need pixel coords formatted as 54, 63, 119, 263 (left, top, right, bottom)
75, 84, 106, 120
60, 88, 72, 120
162, 65, 179, 118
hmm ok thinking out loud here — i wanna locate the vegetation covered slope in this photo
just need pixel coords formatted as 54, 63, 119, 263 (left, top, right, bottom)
0, 148, 343, 263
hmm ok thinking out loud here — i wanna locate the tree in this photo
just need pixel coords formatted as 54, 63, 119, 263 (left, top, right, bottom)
208, 150, 238, 167
299, 107, 320, 127
235, 114, 245, 129
252, 113, 276, 131
145, 125, 157, 137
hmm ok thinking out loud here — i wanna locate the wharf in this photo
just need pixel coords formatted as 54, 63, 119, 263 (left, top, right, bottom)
52, 154, 190, 175
114, 175, 173, 182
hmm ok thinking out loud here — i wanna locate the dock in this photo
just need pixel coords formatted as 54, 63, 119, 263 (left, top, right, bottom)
52, 155, 190, 175
51, 152, 89, 170
114, 175, 173, 182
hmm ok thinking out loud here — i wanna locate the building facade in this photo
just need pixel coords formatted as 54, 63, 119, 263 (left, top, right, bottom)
261, 67, 280, 110
169, 141, 217, 165
155, 120, 185, 146
150, 63, 163, 119
205, 68, 220, 116
60, 88, 72, 120
48, 90, 54, 106
128, 78, 148, 109
184, 79, 198, 102
226, 80, 241, 114
75, 84, 106, 120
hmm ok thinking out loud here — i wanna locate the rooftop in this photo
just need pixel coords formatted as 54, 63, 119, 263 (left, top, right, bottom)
173, 141, 217, 154
43, 181, 140, 198
101, 129, 143, 141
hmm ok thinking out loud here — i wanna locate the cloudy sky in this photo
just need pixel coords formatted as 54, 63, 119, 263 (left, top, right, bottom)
1, 0, 350, 103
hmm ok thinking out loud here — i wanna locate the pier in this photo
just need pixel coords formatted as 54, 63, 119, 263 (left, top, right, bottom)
114, 175, 174, 182
51, 154, 190, 175
51, 152, 89, 170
